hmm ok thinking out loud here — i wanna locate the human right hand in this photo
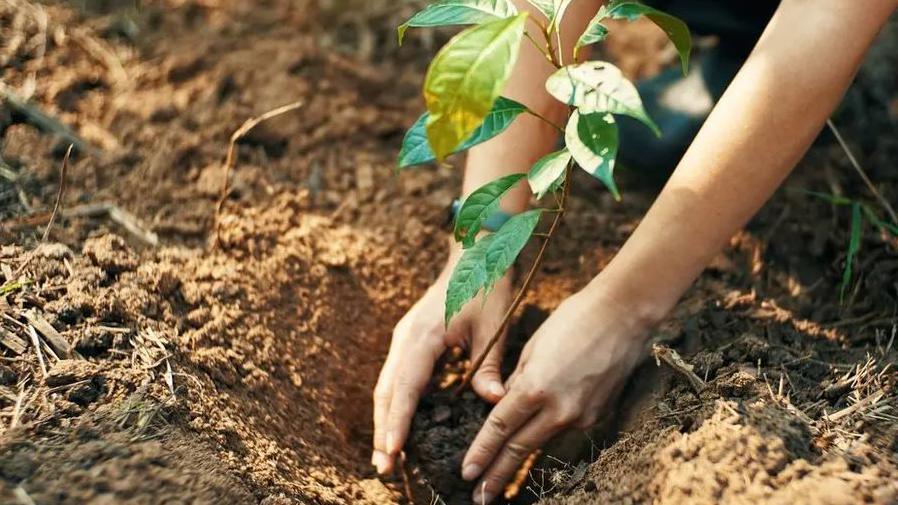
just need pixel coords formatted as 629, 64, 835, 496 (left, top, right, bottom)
372, 243, 513, 475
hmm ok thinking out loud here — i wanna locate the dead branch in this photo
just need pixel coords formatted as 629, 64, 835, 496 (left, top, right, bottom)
8, 146, 73, 280
41, 144, 71, 242
24, 309, 73, 358
0, 83, 98, 156
652, 344, 706, 393
26, 325, 47, 378
65, 202, 159, 246
213, 100, 303, 248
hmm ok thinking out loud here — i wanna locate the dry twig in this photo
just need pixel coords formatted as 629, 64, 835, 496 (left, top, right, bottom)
41, 144, 71, 242
213, 100, 303, 247
0, 83, 97, 156
5, 144, 73, 283
826, 119, 898, 225
65, 202, 159, 246
652, 344, 706, 393
26, 325, 47, 378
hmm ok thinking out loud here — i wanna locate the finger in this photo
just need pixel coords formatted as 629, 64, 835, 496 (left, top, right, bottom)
372, 339, 402, 473
469, 316, 508, 403
385, 335, 445, 455
461, 388, 542, 482
502, 341, 532, 396
472, 410, 564, 505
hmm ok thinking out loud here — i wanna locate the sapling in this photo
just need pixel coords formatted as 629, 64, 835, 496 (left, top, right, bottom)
396, 0, 692, 389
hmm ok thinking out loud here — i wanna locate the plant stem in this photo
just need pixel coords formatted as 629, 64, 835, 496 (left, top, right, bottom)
455, 162, 574, 393
523, 32, 557, 66
525, 108, 564, 133
213, 101, 303, 248
543, 18, 563, 69
826, 119, 898, 226
554, 23, 564, 66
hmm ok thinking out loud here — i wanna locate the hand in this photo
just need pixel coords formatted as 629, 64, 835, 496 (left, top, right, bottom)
372, 244, 513, 475
460, 285, 653, 504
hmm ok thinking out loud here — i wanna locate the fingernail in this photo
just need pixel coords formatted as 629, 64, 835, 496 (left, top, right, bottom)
372, 451, 389, 474
462, 463, 483, 481
385, 432, 396, 453
488, 382, 505, 398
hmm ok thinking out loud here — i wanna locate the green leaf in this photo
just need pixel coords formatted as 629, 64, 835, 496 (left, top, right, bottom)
862, 204, 898, 236
573, 6, 609, 59
424, 13, 528, 161
803, 190, 853, 206
607, 3, 691, 74
546, 61, 659, 136
398, 97, 527, 168
575, 3, 691, 74
840, 202, 862, 303
397, 0, 518, 45
525, 0, 571, 27
454, 173, 526, 247
0, 280, 29, 296
445, 209, 541, 324
549, 0, 573, 30
566, 110, 620, 199
525, 0, 555, 19
528, 148, 571, 199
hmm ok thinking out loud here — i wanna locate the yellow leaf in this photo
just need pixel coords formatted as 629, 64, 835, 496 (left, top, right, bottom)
423, 13, 528, 161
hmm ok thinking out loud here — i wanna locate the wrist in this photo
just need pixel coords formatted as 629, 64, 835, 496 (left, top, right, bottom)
580, 268, 676, 339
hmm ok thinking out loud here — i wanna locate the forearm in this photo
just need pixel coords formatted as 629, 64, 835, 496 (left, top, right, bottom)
590, 0, 896, 323
463, 0, 603, 213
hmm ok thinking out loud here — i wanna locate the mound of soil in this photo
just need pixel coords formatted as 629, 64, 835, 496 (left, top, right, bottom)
1, 1, 897, 504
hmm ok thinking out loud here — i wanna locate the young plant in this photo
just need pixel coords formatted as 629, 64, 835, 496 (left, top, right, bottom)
397, 0, 692, 388
804, 190, 898, 303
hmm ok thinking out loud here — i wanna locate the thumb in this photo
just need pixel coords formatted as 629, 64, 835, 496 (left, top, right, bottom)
469, 318, 507, 403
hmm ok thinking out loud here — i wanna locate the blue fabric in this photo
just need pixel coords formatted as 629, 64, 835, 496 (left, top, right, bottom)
450, 199, 513, 232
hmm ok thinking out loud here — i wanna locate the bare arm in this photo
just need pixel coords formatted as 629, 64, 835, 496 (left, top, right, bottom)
592, 0, 897, 321
462, 1, 897, 503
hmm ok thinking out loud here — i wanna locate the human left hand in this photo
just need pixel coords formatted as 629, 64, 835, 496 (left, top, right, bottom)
459, 285, 653, 504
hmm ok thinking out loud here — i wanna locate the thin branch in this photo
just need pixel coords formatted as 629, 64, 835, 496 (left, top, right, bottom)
525, 14, 549, 35
827, 119, 898, 225
524, 108, 564, 133
213, 100, 303, 248
42, 144, 71, 242
543, 18, 563, 69
456, 162, 575, 392
554, 23, 564, 66
0, 83, 98, 156
523, 32, 557, 67
9, 145, 73, 282
652, 344, 705, 393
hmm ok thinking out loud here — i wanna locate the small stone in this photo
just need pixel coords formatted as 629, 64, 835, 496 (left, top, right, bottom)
74, 328, 114, 357
0, 364, 17, 385
66, 378, 105, 406
432, 405, 452, 423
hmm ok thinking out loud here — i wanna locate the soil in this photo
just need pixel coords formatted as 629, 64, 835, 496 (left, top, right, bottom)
1, 1, 897, 504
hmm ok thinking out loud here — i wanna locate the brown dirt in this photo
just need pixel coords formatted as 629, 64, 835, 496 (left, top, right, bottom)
1, 1, 897, 504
